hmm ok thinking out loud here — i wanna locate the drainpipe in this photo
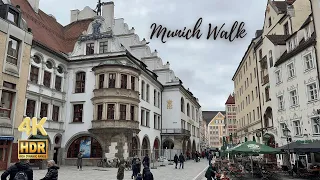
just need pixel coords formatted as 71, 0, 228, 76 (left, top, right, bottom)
309, 1, 320, 87
254, 41, 265, 143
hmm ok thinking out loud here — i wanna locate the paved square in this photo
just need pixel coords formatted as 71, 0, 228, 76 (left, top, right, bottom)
1, 159, 209, 180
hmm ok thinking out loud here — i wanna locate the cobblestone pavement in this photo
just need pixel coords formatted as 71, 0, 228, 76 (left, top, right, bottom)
1, 159, 209, 180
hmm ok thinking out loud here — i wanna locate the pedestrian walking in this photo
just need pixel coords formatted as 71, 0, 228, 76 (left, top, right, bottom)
179, 153, 185, 169
117, 160, 125, 180
142, 154, 150, 168
174, 154, 179, 169
136, 173, 142, 180
142, 166, 154, 180
1, 159, 33, 180
131, 155, 138, 179
209, 152, 213, 165
77, 150, 83, 171
40, 160, 59, 180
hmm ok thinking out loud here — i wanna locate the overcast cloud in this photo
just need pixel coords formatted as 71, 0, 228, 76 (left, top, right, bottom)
39, 0, 268, 111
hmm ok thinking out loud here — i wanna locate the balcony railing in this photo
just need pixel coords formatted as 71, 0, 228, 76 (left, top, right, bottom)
91, 120, 139, 130
161, 128, 191, 136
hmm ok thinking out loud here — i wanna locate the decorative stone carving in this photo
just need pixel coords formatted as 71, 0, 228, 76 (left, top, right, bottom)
305, 76, 316, 84
167, 100, 173, 109
79, 17, 112, 42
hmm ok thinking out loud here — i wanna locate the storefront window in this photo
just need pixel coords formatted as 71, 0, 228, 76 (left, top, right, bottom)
67, 136, 102, 158
315, 153, 320, 163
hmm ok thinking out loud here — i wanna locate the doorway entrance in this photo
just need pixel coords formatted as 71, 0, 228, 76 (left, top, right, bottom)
53, 147, 59, 164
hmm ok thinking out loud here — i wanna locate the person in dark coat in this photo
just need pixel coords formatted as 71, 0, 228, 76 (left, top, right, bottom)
142, 167, 154, 180
131, 155, 138, 179
40, 160, 59, 180
174, 154, 179, 169
208, 153, 213, 165
179, 153, 185, 169
1, 159, 33, 180
136, 173, 142, 180
117, 160, 125, 180
77, 150, 83, 171
205, 163, 217, 180
142, 154, 150, 168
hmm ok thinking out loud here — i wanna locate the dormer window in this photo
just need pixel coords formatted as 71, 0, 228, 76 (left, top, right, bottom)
86, 43, 94, 55
8, 9, 18, 25
305, 25, 311, 39
284, 22, 289, 35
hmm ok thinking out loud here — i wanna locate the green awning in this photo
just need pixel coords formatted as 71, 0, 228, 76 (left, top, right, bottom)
226, 141, 281, 155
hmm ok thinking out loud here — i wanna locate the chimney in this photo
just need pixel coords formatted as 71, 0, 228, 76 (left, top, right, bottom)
70, 9, 80, 23
27, 0, 40, 13
102, 1, 115, 31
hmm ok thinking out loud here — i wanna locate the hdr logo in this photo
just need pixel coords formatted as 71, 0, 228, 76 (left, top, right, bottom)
18, 117, 48, 160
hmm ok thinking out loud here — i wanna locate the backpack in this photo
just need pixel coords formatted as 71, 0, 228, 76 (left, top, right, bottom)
14, 170, 28, 180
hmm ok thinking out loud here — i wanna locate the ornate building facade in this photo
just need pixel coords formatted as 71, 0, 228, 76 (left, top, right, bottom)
7, 0, 201, 167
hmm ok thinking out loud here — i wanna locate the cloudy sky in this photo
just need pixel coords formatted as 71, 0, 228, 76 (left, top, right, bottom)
40, 0, 268, 111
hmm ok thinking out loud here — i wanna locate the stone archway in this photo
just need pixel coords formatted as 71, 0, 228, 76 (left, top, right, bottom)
192, 140, 196, 158
131, 136, 140, 157
162, 138, 174, 149
187, 139, 191, 159
28, 133, 52, 169
141, 136, 150, 157
263, 133, 276, 162
153, 138, 160, 159
182, 140, 186, 154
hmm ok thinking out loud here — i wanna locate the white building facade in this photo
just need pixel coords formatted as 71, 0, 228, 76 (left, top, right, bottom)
270, 16, 319, 166
15, 0, 201, 166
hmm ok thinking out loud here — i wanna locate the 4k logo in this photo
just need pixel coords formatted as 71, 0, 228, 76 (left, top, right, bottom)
18, 117, 48, 160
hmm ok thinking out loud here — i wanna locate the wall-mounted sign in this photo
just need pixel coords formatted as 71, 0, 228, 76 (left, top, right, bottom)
167, 100, 173, 109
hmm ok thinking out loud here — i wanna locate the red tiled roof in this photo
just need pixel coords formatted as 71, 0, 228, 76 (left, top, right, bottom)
11, 0, 93, 54
225, 94, 235, 105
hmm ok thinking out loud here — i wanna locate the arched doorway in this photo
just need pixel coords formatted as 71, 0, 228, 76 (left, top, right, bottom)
131, 136, 140, 157
67, 136, 102, 158
153, 138, 160, 159
28, 133, 51, 169
187, 140, 191, 159
192, 140, 196, 159
53, 134, 62, 165
264, 107, 273, 128
263, 133, 276, 162
162, 138, 174, 149
141, 136, 150, 157
182, 140, 186, 154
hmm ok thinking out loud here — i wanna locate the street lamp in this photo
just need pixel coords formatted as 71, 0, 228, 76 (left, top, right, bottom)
283, 124, 292, 174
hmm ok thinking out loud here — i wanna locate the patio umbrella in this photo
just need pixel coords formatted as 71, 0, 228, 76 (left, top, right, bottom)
294, 141, 320, 153
277, 141, 303, 153
227, 141, 281, 154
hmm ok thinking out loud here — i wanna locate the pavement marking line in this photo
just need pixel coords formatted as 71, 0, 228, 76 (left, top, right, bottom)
192, 164, 209, 180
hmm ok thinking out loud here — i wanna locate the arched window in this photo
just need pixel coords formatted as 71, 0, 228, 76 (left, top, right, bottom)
75, 72, 86, 93
67, 136, 102, 158
187, 103, 190, 117
33, 55, 41, 64
181, 97, 185, 113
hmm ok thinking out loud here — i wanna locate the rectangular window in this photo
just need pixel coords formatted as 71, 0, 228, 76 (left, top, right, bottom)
268, 17, 272, 27
293, 120, 301, 136
253, 110, 255, 121
275, 70, 281, 84
99, 74, 104, 89
107, 104, 115, 120
26, 99, 36, 118
154, 90, 157, 106
131, 76, 135, 91
121, 74, 127, 89
97, 104, 103, 120
43, 71, 51, 88
40, 103, 48, 118
158, 92, 160, 107
55, 76, 62, 91
280, 123, 286, 136
312, 117, 320, 135
130, 106, 134, 121
146, 85, 150, 102
99, 41, 108, 53
52, 105, 59, 121
141, 81, 145, 100
304, 53, 314, 70
7, 9, 18, 24
308, 83, 318, 101
6, 37, 19, 65
86, 43, 94, 55
75, 72, 86, 93
158, 116, 161, 129
290, 90, 298, 106
108, 73, 116, 88
73, 104, 83, 122
252, 91, 254, 101
254, 68, 256, 78
0, 91, 14, 118
287, 63, 295, 78
120, 104, 126, 120
256, 87, 258, 98
141, 109, 145, 125
257, 107, 260, 118
30, 66, 39, 84
146, 111, 150, 127
154, 114, 157, 129
284, 22, 289, 35
269, 50, 273, 67
278, 96, 284, 110
259, 49, 262, 60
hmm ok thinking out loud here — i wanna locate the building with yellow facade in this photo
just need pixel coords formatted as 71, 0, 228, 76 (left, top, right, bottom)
203, 111, 226, 149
